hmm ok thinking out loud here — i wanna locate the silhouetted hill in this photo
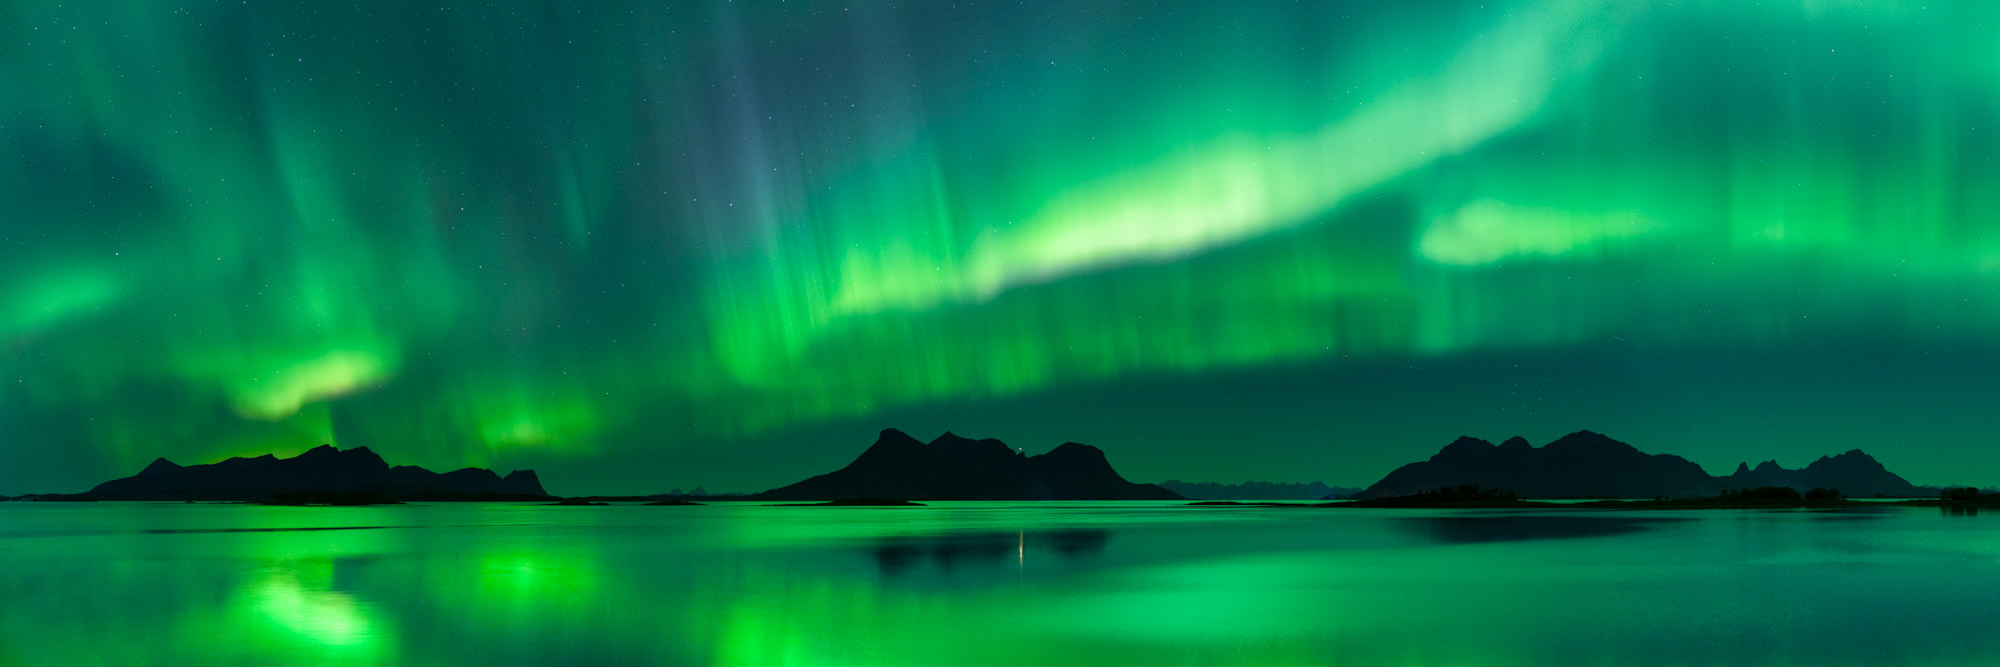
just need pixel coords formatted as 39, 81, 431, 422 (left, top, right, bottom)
1159, 480, 1342, 500
74, 445, 549, 501
1356, 431, 1926, 499
753, 429, 1183, 501
1718, 450, 1923, 498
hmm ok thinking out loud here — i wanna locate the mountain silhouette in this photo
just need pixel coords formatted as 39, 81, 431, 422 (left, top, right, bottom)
1355, 431, 1924, 499
1716, 449, 1923, 498
752, 429, 1183, 501
76, 445, 550, 501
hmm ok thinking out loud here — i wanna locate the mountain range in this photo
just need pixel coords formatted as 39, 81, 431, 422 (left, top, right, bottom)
752, 429, 1182, 501
1356, 431, 1925, 499
10, 428, 1939, 504
71, 445, 549, 501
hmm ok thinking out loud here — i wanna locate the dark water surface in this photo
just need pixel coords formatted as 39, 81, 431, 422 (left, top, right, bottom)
2, 502, 1996, 665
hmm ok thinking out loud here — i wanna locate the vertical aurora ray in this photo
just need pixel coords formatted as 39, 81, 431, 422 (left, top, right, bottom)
8, 0, 2000, 492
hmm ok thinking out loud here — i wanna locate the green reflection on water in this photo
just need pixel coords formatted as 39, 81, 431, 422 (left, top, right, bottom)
4, 504, 2000, 665
233, 562, 393, 659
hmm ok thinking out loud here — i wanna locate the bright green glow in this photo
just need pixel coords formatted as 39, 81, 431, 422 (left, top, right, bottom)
830, 0, 1629, 313
9, 0, 2000, 490
228, 350, 396, 420
244, 565, 382, 648
473, 389, 601, 450
0, 268, 123, 335
1419, 201, 1658, 265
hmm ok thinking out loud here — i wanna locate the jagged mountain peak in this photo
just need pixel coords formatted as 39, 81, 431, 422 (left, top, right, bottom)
79, 444, 547, 501
875, 428, 922, 444
756, 429, 1179, 501
1805, 450, 1891, 471
137, 458, 183, 477
859, 429, 927, 456
1042, 442, 1107, 462
1434, 436, 1496, 460
1542, 430, 1637, 453
929, 431, 1016, 455
1358, 432, 1924, 500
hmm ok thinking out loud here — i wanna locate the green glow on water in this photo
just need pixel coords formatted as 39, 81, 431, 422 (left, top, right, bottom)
7, 504, 2000, 665
240, 563, 388, 652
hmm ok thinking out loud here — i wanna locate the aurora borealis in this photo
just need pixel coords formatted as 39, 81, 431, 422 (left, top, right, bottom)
8, 0, 2000, 495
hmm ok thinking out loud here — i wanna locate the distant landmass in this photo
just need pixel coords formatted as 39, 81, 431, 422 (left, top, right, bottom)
56, 445, 550, 502
1720, 453, 1925, 499
753, 429, 1183, 501
1356, 431, 1925, 499
1191, 485, 1911, 510
1158, 480, 1360, 500
657, 487, 747, 498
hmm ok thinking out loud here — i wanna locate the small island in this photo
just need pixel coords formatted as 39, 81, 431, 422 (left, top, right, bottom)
19, 445, 552, 504
749, 429, 1182, 501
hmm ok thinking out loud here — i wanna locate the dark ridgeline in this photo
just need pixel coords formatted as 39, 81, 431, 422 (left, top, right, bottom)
1359, 432, 1715, 499
753, 429, 1184, 501
1356, 430, 1925, 499
1158, 480, 1354, 500
1717, 451, 1922, 498
74, 445, 550, 502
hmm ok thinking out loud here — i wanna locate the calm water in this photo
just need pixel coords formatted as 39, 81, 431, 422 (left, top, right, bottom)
2, 502, 1997, 666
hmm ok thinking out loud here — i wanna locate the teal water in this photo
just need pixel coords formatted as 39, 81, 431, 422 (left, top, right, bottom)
2, 502, 1996, 666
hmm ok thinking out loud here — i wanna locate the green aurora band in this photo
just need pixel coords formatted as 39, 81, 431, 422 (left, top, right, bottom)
6, 0, 2000, 493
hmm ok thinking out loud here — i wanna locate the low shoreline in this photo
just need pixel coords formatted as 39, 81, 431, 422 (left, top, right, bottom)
1190, 498, 1984, 510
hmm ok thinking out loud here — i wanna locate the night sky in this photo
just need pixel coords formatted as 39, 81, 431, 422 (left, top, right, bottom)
6, 0, 2000, 495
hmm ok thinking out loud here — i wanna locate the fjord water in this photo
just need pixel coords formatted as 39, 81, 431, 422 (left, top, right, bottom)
3, 503, 1996, 666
